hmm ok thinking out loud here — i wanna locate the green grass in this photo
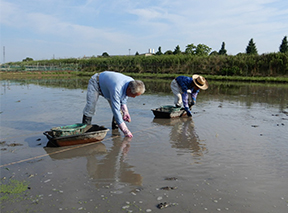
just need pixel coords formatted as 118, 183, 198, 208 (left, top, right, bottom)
0, 179, 29, 202
1, 70, 288, 83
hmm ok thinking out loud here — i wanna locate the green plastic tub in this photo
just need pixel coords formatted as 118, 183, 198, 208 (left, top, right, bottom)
51, 123, 87, 137
160, 105, 181, 113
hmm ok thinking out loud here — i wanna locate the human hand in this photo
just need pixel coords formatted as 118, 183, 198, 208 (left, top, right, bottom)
123, 113, 131, 122
125, 131, 133, 137
119, 122, 133, 137
184, 107, 192, 117
186, 110, 192, 117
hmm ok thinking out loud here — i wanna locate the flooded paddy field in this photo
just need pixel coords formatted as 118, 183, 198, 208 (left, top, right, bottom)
1, 78, 288, 213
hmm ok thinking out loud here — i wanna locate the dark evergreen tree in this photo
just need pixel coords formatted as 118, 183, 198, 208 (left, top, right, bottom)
246, 38, 258, 55
279, 36, 288, 53
218, 42, 227, 55
173, 45, 182, 55
155, 46, 163, 55
102, 52, 109, 57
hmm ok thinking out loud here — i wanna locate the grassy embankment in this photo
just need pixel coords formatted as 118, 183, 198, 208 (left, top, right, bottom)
1, 71, 288, 83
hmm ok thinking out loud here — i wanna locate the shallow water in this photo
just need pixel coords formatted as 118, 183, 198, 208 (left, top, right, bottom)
0, 79, 288, 213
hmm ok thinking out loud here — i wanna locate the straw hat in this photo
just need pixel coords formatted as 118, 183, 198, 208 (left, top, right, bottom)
192, 74, 208, 90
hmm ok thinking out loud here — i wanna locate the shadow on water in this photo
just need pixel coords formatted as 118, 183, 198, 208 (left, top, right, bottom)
25, 135, 48, 148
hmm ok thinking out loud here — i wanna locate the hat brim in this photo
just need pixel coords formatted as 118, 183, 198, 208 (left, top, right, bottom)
192, 74, 208, 90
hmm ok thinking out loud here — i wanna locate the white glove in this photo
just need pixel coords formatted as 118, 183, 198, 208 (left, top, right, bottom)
119, 122, 133, 137
121, 104, 131, 122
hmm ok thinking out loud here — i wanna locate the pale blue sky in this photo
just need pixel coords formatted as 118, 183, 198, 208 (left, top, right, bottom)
1, 0, 287, 62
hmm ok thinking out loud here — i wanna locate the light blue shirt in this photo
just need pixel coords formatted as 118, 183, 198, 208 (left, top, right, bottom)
99, 71, 133, 124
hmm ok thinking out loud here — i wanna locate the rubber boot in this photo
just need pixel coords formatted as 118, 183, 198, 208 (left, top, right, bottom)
82, 115, 92, 125
112, 116, 118, 129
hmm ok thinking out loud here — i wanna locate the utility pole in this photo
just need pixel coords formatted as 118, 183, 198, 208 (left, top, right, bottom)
129, 49, 131, 56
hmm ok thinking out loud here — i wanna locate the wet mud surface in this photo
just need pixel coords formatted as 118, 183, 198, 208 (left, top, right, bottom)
1, 79, 288, 212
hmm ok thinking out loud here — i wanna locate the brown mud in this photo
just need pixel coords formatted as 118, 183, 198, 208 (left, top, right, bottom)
1, 79, 287, 213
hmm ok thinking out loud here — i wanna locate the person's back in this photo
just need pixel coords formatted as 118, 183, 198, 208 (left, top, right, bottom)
99, 71, 133, 101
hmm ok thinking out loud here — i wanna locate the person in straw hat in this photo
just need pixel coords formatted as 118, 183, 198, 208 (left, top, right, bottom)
170, 74, 208, 117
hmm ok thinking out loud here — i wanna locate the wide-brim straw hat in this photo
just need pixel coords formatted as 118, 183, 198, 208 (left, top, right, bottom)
192, 74, 208, 90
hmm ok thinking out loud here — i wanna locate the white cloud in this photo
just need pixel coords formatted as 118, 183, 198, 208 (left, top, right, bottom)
1, 0, 287, 62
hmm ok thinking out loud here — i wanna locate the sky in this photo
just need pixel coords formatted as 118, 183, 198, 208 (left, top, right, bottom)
0, 0, 288, 63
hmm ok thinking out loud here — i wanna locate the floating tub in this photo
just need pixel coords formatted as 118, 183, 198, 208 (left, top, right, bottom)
44, 124, 109, 147
151, 105, 187, 118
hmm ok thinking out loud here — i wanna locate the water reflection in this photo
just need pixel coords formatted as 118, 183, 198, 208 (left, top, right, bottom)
90, 137, 142, 187
152, 117, 207, 163
44, 137, 142, 187
3, 79, 287, 109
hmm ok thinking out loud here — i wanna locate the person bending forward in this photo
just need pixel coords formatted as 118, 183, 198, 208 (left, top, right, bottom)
170, 74, 208, 117
82, 71, 145, 137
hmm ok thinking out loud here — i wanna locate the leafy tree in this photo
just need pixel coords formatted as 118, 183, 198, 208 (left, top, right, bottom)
22, 57, 33, 62
102, 52, 109, 57
185, 43, 211, 56
195, 44, 212, 56
164, 50, 173, 55
135, 51, 140, 56
218, 42, 227, 55
173, 45, 182, 55
246, 38, 258, 55
185, 44, 196, 54
279, 36, 288, 53
155, 46, 163, 55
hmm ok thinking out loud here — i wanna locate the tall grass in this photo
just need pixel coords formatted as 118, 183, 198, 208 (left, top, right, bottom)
3, 53, 288, 77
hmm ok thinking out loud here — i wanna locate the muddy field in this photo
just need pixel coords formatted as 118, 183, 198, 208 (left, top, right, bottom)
1, 79, 288, 213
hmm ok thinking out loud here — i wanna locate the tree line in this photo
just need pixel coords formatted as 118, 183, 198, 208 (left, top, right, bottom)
3, 37, 288, 77
121, 36, 288, 57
